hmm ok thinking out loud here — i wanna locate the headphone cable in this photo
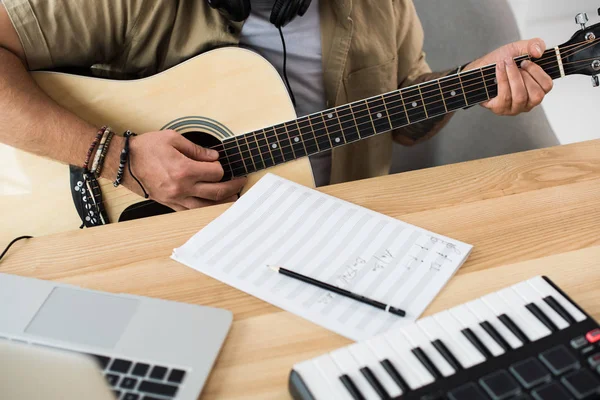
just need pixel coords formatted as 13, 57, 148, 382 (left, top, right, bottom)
278, 27, 297, 107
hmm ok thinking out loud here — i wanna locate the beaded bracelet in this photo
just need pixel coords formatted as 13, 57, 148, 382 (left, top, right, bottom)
91, 128, 114, 177
83, 126, 106, 171
112, 131, 149, 198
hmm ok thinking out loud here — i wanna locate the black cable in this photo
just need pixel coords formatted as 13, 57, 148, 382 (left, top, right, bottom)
0, 236, 33, 262
127, 145, 149, 199
278, 27, 297, 107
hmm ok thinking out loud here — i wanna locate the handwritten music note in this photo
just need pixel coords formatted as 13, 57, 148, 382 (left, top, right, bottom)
172, 174, 473, 341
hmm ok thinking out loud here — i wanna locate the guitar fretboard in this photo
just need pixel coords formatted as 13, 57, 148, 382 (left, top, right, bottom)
219, 50, 561, 178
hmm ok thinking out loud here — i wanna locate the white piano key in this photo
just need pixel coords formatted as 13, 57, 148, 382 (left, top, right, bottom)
417, 315, 474, 369
434, 311, 486, 367
294, 359, 338, 399
380, 332, 436, 389
466, 298, 523, 349
498, 287, 552, 340
513, 281, 569, 330
331, 347, 380, 400
348, 343, 402, 398
527, 276, 586, 322
401, 324, 455, 378
312, 355, 354, 400
483, 292, 548, 342
449, 304, 505, 357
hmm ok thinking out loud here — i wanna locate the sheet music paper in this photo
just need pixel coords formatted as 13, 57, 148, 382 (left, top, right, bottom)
172, 173, 472, 341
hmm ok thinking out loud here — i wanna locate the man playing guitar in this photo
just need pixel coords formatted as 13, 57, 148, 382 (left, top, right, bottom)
0, 0, 553, 213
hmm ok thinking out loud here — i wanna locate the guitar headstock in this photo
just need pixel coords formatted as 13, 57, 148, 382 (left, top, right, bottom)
559, 9, 600, 85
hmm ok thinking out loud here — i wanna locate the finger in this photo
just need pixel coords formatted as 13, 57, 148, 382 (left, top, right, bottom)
172, 134, 220, 162
191, 177, 247, 202
505, 58, 528, 114
179, 197, 218, 210
527, 38, 546, 59
521, 69, 546, 111
507, 38, 545, 58
184, 160, 226, 182
484, 62, 511, 114
520, 60, 553, 93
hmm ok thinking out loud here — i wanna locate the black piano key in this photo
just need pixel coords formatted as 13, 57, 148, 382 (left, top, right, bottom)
138, 380, 179, 397
498, 314, 530, 344
432, 339, 464, 371
360, 367, 391, 399
461, 328, 493, 359
411, 347, 443, 380
339, 374, 366, 400
380, 359, 410, 393
526, 303, 559, 332
480, 321, 511, 352
543, 296, 577, 325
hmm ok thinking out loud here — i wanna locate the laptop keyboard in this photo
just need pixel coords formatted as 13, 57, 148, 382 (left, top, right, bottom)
0, 337, 187, 400
90, 354, 186, 399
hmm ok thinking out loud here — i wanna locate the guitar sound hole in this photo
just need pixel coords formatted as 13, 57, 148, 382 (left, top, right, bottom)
118, 130, 226, 222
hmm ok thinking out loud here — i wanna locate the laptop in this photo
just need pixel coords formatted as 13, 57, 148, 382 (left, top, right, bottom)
0, 273, 233, 400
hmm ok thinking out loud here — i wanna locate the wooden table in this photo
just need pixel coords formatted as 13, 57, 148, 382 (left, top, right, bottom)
2, 140, 600, 399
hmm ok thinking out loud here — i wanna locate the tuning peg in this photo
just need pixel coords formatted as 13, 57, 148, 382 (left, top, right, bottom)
576, 12, 589, 30
593, 75, 599, 87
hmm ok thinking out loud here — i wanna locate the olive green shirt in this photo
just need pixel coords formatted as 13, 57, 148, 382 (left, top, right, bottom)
4, 0, 436, 184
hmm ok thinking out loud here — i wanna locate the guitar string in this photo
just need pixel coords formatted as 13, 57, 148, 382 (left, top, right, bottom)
201, 37, 599, 157
96, 42, 598, 211
209, 51, 600, 175
100, 57, 598, 215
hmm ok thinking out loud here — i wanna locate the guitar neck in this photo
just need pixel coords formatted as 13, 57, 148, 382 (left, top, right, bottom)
221, 49, 562, 178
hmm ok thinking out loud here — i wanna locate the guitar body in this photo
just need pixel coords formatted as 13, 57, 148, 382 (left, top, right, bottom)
1, 48, 315, 243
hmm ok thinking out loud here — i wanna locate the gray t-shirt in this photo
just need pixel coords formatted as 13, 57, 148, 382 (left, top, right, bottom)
238, 0, 331, 186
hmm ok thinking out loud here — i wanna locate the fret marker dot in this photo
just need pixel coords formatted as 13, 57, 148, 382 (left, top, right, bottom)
335, 137, 341, 143
451, 90, 457, 96
376, 112, 382, 118
327, 113, 333, 118
271, 143, 277, 149
294, 137, 300, 143
412, 102, 418, 108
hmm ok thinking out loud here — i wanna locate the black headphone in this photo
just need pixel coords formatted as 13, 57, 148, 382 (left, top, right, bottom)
207, 0, 312, 28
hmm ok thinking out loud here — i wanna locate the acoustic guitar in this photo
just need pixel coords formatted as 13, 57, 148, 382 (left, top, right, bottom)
2, 19, 600, 243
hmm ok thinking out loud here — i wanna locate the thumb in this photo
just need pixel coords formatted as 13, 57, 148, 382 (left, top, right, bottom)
507, 38, 546, 58
172, 135, 220, 162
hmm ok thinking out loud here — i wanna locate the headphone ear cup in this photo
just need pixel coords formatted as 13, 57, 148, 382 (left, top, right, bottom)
207, 0, 251, 22
270, 0, 312, 28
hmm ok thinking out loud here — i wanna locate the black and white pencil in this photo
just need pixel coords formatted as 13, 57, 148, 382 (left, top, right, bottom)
269, 266, 406, 317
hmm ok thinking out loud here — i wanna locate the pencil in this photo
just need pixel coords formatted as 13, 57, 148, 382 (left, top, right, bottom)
269, 266, 406, 317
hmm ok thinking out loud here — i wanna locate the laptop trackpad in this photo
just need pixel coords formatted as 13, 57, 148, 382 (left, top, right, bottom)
25, 287, 139, 349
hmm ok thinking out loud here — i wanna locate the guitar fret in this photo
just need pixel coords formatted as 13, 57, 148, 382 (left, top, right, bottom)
286, 121, 308, 158
367, 97, 392, 134
380, 94, 394, 129
275, 124, 296, 161
259, 129, 276, 168
324, 110, 345, 147
440, 75, 468, 111
232, 136, 249, 175
457, 72, 469, 105
383, 92, 408, 128
265, 127, 285, 164
243, 134, 257, 171
247, 132, 266, 170
402, 87, 427, 122
351, 100, 376, 138
437, 80, 449, 113
337, 104, 360, 143
215, 142, 235, 180
417, 85, 428, 118
420, 81, 446, 118
298, 117, 319, 155
397, 89, 411, 124
236, 135, 255, 174
311, 114, 330, 152
462, 69, 490, 105
480, 69, 490, 99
